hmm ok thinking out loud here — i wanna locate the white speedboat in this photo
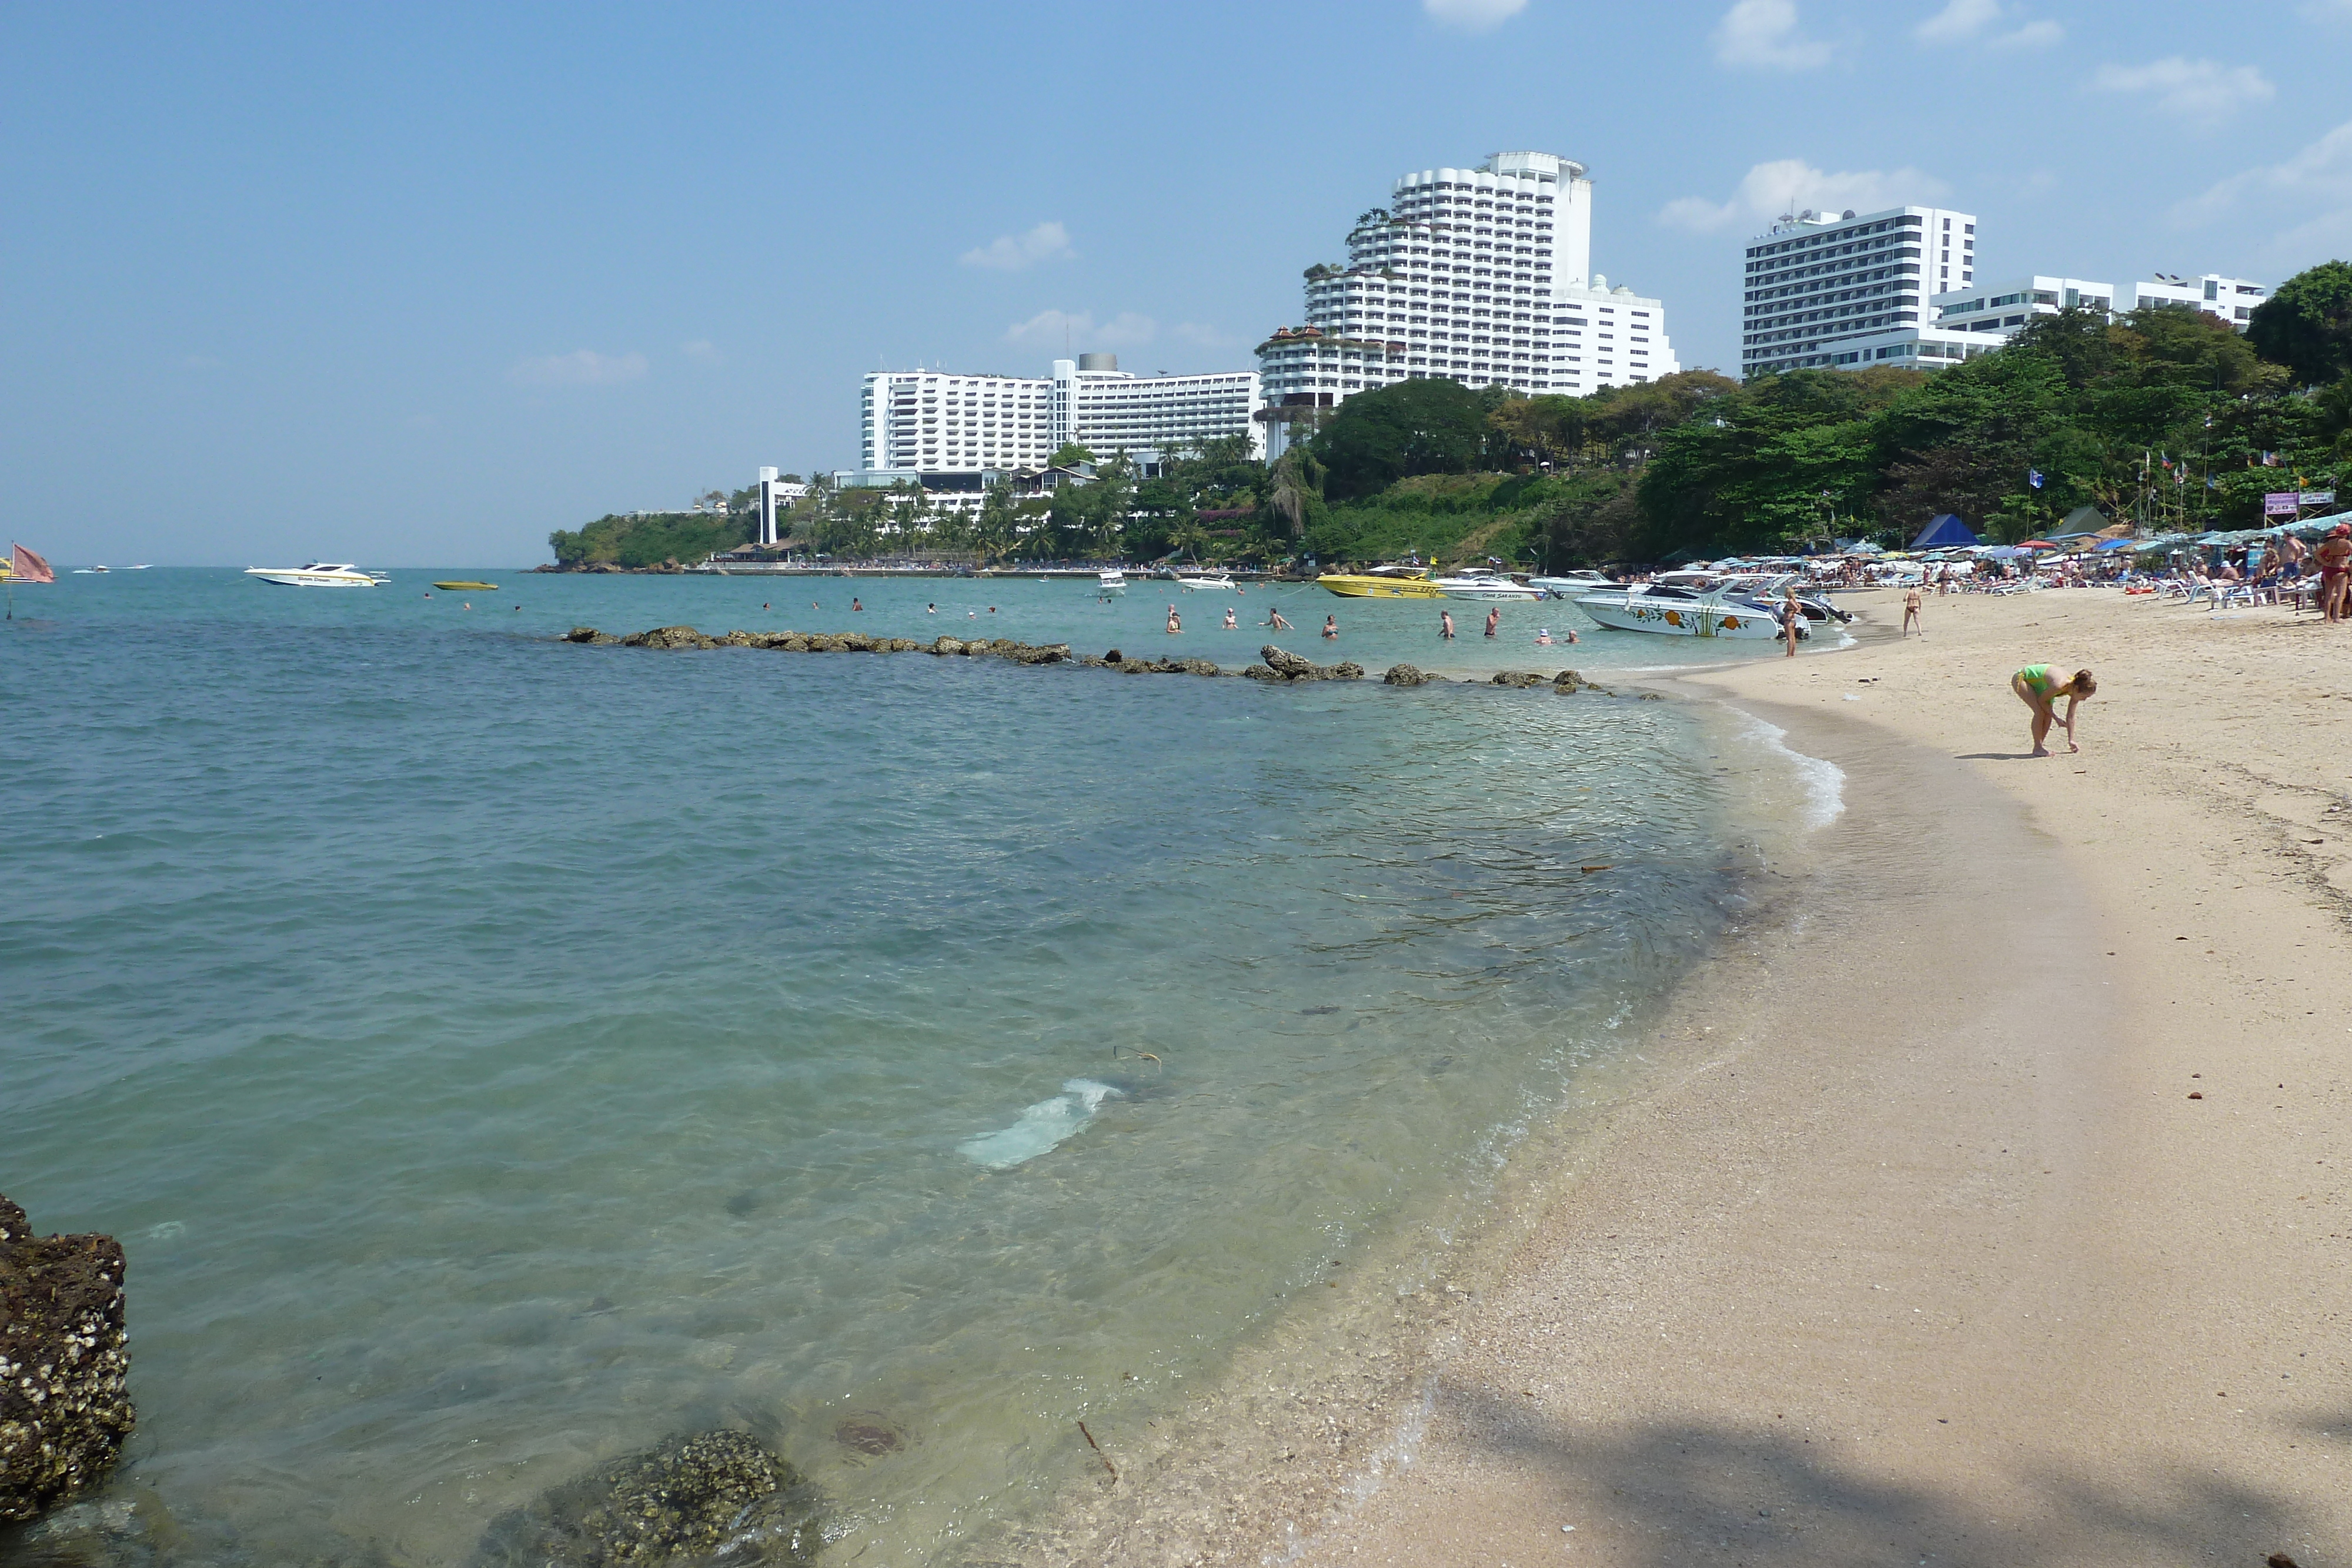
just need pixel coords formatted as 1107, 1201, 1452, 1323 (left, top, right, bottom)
1174, 573, 1236, 593
1095, 569, 1128, 599
1573, 576, 1796, 640
245, 563, 388, 587
1527, 571, 1612, 595
1431, 568, 1548, 601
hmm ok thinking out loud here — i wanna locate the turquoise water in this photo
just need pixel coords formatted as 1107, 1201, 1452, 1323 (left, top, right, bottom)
2, 571, 1786, 1564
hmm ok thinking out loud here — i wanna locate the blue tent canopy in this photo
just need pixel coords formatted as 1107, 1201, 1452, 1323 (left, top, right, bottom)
1911, 513, 1979, 549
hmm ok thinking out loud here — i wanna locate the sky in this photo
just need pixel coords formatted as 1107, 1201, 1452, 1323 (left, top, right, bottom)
5, 0, 2349, 566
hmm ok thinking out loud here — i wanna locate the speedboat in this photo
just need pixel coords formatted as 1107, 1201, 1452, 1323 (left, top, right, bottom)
1316, 564, 1446, 599
1174, 573, 1236, 593
432, 580, 499, 591
1431, 568, 1548, 601
1572, 576, 1797, 640
245, 563, 388, 587
1097, 569, 1127, 597
1527, 571, 1612, 595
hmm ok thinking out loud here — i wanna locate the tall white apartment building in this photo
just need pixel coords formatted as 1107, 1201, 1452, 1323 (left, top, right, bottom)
2119, 273, 2266, 329
1740, 205, 1979, 376
1255, 151, 1678, 449
858, 355, 1261, 477
1926, 275, 2114, 353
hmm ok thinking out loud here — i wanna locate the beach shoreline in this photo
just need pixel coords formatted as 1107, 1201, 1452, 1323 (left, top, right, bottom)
1027, 587, 2350, 1568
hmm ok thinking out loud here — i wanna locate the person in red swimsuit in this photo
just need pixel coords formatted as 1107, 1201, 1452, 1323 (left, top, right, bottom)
2317, 524, 2352, 624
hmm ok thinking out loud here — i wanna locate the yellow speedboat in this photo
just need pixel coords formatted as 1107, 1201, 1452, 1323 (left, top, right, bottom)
432, 580, 499, 591
1315, 565, 1446, 599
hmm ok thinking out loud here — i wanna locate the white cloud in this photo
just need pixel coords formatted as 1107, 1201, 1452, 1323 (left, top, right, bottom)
1993, 18, 2063, 47
1423, 0, 1528, 30
1003, 309, 1158, 352
679, 339, 722, 366
1916, 0, 1999, 43
1713, 0, 1833, 70
507, 350, 647, 387
1659, 158, 1950, 232
959, 220, 1074, 271
2179, 118, 2352, 231
2092, 57, 2275, 123
1917, 1, 2062, 49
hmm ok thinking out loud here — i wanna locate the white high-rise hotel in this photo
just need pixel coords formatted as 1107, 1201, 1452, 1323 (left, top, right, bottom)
1257, 150, 1679, 437
858, 355, 1259, 477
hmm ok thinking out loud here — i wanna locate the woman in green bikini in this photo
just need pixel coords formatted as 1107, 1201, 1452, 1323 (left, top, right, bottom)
2011, 664, 2097, 756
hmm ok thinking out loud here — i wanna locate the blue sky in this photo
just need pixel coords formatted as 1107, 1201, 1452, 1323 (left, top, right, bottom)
5, 1, 2347, 566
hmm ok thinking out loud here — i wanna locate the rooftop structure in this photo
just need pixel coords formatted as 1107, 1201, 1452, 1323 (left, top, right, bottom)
2119, 273, 2266, 330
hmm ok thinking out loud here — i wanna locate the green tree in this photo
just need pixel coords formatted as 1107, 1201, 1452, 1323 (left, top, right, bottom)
1267, 443, 1328, 543
1312, 378, 1491, 497
2249, 260, 2352, 387
1047, 442, 1095, 469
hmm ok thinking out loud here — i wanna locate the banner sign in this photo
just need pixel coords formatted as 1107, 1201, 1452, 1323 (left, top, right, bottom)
2301, 490, 2336, 506
2264, 492, 2300, 516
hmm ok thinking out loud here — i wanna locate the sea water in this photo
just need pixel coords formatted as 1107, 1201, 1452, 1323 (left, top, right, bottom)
2, 570, 1812, 1564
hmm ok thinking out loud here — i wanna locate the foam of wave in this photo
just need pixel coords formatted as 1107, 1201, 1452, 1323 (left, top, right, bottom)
958, 1078, 1124, 1169
1738, 712, 1846, 833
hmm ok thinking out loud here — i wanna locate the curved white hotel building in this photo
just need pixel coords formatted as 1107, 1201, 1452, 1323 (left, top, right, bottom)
857, 355, 1260, 479
1255, 149, 1678, 447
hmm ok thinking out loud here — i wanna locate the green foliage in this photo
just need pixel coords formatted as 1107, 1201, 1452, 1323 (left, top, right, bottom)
2249, 260, 2352, 387
549, 510, 750, 569
1047, 442, 1095, 469
1311, 378, 1500, 498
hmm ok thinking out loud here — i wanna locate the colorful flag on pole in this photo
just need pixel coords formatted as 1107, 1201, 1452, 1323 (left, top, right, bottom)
2027, 468, 2045, 489
9, 542, 55, 583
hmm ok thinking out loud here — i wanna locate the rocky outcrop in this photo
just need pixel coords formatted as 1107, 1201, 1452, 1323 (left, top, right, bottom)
620, 626, 720, 651
1382, 664, 1430, 687
564, 627, 620, 645
0, 1197, 134, 1523
1254, 646, 1361, 682
473, 1430, 821, 1567
1491, 670, 1549, 688
1101, 653, 1221, 676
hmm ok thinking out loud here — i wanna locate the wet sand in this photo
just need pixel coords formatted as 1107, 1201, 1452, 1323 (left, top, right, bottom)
1052, 587, 2351, 1568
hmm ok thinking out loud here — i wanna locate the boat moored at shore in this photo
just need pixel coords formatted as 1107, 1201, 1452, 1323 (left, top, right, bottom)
1316, 566, 1447, 599
1573, 574, 1800, 639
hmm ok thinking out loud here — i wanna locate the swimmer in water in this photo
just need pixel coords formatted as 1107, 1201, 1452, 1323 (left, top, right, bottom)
1441, 609, 1455, 640
1266, 606, 1291, 630
1484, 607, 1499, 638
1322, 614, 1338, 640
927, 603, 937, 614
1536, 627, 1553, 646
851, 597, 863, 612
1167, 605, 1182, 634
1222, 607, 1237, 629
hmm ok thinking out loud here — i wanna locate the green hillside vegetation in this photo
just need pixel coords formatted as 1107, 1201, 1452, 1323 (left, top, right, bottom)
549, 510, 751, 569
549, 262, 2352, 568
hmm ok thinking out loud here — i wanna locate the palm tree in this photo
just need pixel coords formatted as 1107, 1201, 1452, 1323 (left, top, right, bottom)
1267, 444, 1325, 542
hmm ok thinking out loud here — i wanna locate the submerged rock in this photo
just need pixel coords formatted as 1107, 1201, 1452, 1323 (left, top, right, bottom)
474, 1430, 820, 1567
1259, 644, 1319, 679
0, 1197, 135, 1524
563, 627, 620, 646
1490, 670, 1548, 688
1331, 661, 1364, 680
1382, 664, 1429, 687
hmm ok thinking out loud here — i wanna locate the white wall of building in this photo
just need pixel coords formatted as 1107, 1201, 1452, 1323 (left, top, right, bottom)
1255, 149, 1677, 429
860, 359, 1258, 479
1740, 205, 1977, 377
2119, 273, 2266, 330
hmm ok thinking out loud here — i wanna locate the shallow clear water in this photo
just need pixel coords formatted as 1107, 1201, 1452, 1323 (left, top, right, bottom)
2, 571, 1794, 1564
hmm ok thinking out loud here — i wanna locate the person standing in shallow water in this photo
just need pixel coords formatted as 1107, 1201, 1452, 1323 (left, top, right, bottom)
1222, 607, 1237, 630
1322, 614, 1338, 640
1484, 607, 1499, 639
1440, 609, 1455, 640
2011, 664, 2096, 755
851, 598, 863, 613
1166, 604, 1182, 634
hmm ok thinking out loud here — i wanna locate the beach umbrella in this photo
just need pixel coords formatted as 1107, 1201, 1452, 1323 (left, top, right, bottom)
2096, 537, 2137, 551
2017, 539, 2056, 550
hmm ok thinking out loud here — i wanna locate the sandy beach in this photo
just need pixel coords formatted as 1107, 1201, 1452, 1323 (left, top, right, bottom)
1045, 586, 2351, 1568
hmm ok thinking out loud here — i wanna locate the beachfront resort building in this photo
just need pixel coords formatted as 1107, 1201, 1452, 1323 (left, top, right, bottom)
1255, 150, 1679, 457
1740, 205, 1983, 376
2118, 273, 2267, 329
857, 356, 1261, 484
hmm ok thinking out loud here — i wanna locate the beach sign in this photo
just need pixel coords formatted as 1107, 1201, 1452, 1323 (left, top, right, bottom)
2264, 492, 2298, 516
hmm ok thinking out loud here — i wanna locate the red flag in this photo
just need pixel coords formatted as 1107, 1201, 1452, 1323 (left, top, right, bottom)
9, 543, 55, 583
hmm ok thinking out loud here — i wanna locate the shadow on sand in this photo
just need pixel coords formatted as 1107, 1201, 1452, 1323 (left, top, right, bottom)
1422, 1385, 2330, 1567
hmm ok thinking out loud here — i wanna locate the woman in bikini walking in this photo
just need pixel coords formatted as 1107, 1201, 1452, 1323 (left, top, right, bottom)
2011, 664, 2096, 756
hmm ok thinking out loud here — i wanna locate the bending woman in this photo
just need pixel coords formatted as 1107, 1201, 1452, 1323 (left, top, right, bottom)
2011, 664, 2096, 756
